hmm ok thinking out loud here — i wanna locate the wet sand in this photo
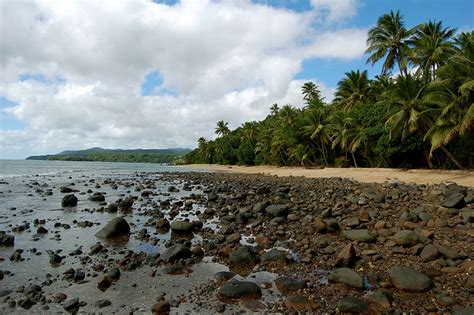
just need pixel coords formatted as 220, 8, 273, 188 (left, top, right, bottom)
179, 164, 474, 187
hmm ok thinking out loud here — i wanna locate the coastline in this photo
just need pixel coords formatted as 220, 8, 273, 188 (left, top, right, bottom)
178, 164, 474, 187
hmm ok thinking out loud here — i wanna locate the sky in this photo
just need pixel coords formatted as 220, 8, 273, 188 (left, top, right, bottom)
0, 0, 473, 159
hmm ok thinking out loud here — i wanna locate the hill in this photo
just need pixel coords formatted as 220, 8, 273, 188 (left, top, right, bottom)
26, 147, 192, 163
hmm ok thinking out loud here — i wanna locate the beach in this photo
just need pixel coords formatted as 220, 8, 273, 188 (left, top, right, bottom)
180, 164, 474, 187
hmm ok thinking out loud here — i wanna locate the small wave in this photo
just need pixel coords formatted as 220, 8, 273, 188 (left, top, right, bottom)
0, 171, 59, 179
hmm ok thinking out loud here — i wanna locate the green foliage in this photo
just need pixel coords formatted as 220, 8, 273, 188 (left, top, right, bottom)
185, 13, 473, 170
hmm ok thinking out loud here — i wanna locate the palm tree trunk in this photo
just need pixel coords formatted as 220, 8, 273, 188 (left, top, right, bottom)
351, 153, 358, 167
440, 144, 464, 169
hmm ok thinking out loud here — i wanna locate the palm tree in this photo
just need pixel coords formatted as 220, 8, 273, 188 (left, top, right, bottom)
303, 107, 330, 165
270, 103, 280, 116
334, 70, 371, 111
410, 20, 457, 82
301, 82, 321, 104
366, 10, 413, 76
215, 120, 230, 137
241, 121, 258, 143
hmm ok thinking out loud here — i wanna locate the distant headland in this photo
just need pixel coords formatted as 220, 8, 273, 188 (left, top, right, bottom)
26, 147, 192, 164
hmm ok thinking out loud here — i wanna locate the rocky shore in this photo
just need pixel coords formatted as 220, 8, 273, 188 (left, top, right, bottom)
0, 171, 473, 314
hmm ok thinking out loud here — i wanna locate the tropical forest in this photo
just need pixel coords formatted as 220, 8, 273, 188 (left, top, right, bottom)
185, 11, 474, 169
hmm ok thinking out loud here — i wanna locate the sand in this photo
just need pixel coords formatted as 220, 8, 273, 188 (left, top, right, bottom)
178, 164, 474, 187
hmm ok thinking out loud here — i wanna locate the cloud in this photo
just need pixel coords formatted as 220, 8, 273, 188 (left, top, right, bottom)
310, 0, 359, 23
0, 0, 367, 158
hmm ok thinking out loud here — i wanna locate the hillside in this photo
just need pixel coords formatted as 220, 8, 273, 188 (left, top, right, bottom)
26, 147, 192, 163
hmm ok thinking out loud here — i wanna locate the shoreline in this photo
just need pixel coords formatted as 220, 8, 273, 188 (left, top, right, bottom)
178, 164, 474, 187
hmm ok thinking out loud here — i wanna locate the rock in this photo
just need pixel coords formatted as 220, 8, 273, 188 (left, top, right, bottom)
0, 232, 14, 246
393, 230, 419, 246
156, 218, 170, 229
18, 299, 35, 309
61, 194, 78, 207
95, 299, 112, 308
37, 226, 48, 234
106, 203, 118, 213
214, 271, 236, 284
161, 244, 191, 262
328, 268, 364, 289
89, 192, 105, 202
63, 297, 80, 312
265, 204, 289, 218
338, 296, 368, 313
207, 191, 218, 201
119, 196, 134, 210
388, 266, 433, 292
364, 290, 392, 308
151, 300, 170, 314
170, 220, 194, 233
0, 289, 12, 297
95, 217, 130, 238
274, 277, 307, 295
442, 193, 465, 209
420, 244, 439, 261
260, 249, 287, 265
0, 270, 4, 280
229, 246, 258, 266
342, 229, 375, 243
216, 281, 262, 300
107, 267, 121, 281
438, 245, 460, 260
97, 276, 112, 292
60, 186, 73, 193
284, 295, 312, 310
453, 306, 474, 315
335, 243, 356, 267
162, 264, 191, 275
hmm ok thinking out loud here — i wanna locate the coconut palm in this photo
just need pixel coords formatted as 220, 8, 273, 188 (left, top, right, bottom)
410, 20, 457, 82
334, 70, 371, 111
270, 103, 280, 116
303, 107, 330, 165
241, 121, 258, 143
366, 10, 413, 76
215, 120, 230, 137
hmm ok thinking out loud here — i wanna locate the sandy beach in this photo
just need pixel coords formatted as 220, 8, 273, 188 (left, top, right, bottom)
179, 164, 474, 187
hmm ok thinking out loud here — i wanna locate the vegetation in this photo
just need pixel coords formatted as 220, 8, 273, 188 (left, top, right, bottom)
27, 148, 191, 164
185, 11, 473, 169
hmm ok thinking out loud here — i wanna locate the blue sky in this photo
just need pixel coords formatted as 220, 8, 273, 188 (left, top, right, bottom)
1, 0, 473, 158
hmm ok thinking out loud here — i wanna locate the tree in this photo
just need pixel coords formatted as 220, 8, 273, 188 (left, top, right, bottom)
303, 107, 330, 165
334, 70, 371, 111
270, 103, 280, 116
366, 10, 413, 76
215, 120, 230, 137
410, 20, 457, 82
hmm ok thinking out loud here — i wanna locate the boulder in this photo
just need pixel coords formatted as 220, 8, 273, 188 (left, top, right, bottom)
265, 204, 289, 218
216, 281, 262, 300
170, 220, 194, 233
89, 192, 105, 202
275, 277, 307, 295
0, 232, 14, 246
229, 246, 258, 266
61, 194, 78, 207
338, 296, 368, 313
393, 230, 419, 246
260, 249, 287, 265
160, 244, 191, 262
95, 217, 130, 238
442, 192, 465, 209
388, 266, 433, 292
342, 229, 375, 243
328, 268, 364, 288
119, 196, 134, 211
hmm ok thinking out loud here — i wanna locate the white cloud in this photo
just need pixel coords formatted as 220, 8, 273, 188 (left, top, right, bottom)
0, 0, 366, 158
310, 0, 359, 23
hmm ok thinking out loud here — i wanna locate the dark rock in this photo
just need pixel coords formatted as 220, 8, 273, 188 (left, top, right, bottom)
61, 194, 78, 207
229, 245, 258, 266
89, 192, 105, 202
151, 300, 170, 314
453, 305, 474, 315
97, 276, 112, 292
95, 217, 130, 238
338, 296, 368, 313
60, 186, 73, 193
328, 268, 364, 288
214, 271, 236, 284
216, 281, 262, 300
95, 299, 112, 308
393, 230, 419, 246
119, 196, 134, 211
275, 277, 307, 295
170, 220, 194, 233
342, 229, 375, 243
155, 218, 170, 229
284, 295, 312, 310
438, 245, 460, 260
388, 266, 433, 292
364, 290, 392, 308
0, 232, 14, 246
335, 243, 356, 267
420, 244, 439, 261
63, 297, 80, 312
161, 244, 191, 263
442, 193, 465, 209
37, 226, 48, 234
260, 249, 287, 265
265, 204, 289, 218
162, 264, 190, 275
207, 191, 218, 201
106, 203, 118, 213
107, 267, 121, 281
18, 299, 35, 310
